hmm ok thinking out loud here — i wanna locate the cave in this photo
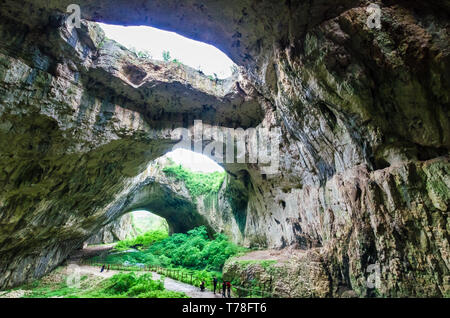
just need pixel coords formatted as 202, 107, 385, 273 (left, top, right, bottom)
0, 0, 449, 299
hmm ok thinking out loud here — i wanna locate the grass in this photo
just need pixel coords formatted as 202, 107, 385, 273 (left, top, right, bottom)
162, 165, 225, 199
16, 270, 188, 298
6, 227, 248, 298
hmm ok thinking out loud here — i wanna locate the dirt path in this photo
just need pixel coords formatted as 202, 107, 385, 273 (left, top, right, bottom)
73, 264, 222, 298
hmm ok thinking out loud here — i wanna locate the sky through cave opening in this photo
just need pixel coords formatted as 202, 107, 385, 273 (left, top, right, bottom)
164, 148, 224, 173
98, 23, 237, 79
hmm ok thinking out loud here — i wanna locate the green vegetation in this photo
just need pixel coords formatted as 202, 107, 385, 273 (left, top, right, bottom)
87, 226, 246, 294
98, 37, 108, 49
82, 272, 187, 298
114, 229, 168, 251
17, 270, 187, 298
162, 165, 225, 199
161, 50, 186, 66
162, 50, 171, 61
148, 226, 245, 271
94, 226, 246, 272
172, 58, 183, 66
11, 226, 248, 298
21, 279, 84, 298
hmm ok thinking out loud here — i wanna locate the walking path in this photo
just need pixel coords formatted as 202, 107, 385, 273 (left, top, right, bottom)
68, 245, 224, 298
73, 264, 223, 298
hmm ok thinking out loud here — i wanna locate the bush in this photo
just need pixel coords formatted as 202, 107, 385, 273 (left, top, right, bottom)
95, 226, 246, 272
115, 229, 168, 251
162, 50, 171, 61
88, 272, 187, 298
146, 226, 246, 271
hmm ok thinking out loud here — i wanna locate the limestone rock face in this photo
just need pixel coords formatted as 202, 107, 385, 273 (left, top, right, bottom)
223, 249, 332, 298
229, 159, 449, 297
0, 0, 448, 297
85, 214, 135, 245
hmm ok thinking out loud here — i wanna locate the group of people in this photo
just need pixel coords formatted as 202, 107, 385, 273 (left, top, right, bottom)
200, 277, 232, 297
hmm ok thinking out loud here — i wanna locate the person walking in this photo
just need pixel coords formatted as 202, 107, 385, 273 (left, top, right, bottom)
222, 281, 226, 298
213, 277, 218, 294
226, 281, 232, 298
100, 265, 105, 273
200, 281, 206, 292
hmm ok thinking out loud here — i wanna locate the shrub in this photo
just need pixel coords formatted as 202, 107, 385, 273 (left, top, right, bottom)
146, 226, 246, 271
95, 226, 246, 272
91, 272, 187, 298
162, 50, 171, 61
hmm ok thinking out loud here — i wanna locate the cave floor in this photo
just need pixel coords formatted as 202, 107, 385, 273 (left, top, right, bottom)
0, 263, 222, 298
70, 264, 223, 298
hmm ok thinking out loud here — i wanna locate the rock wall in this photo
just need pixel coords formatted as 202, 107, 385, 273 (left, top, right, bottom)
225, 159, 449, 297
0, 0, 448, 296
85, 213, 135, 245
0, 14, 254, 289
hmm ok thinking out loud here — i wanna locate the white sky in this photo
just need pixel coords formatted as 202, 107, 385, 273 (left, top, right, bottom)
98, 23, 235, 78
165, 149, 224, 173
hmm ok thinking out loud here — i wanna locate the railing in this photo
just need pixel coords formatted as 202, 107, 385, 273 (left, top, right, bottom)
82, 259, 273, 298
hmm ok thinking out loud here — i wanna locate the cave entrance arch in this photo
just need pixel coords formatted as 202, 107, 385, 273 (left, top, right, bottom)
111, 148, 226, 236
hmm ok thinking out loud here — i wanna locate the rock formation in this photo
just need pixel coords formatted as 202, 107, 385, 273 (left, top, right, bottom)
0, 0, 448, 297
85, 213, 135, 245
